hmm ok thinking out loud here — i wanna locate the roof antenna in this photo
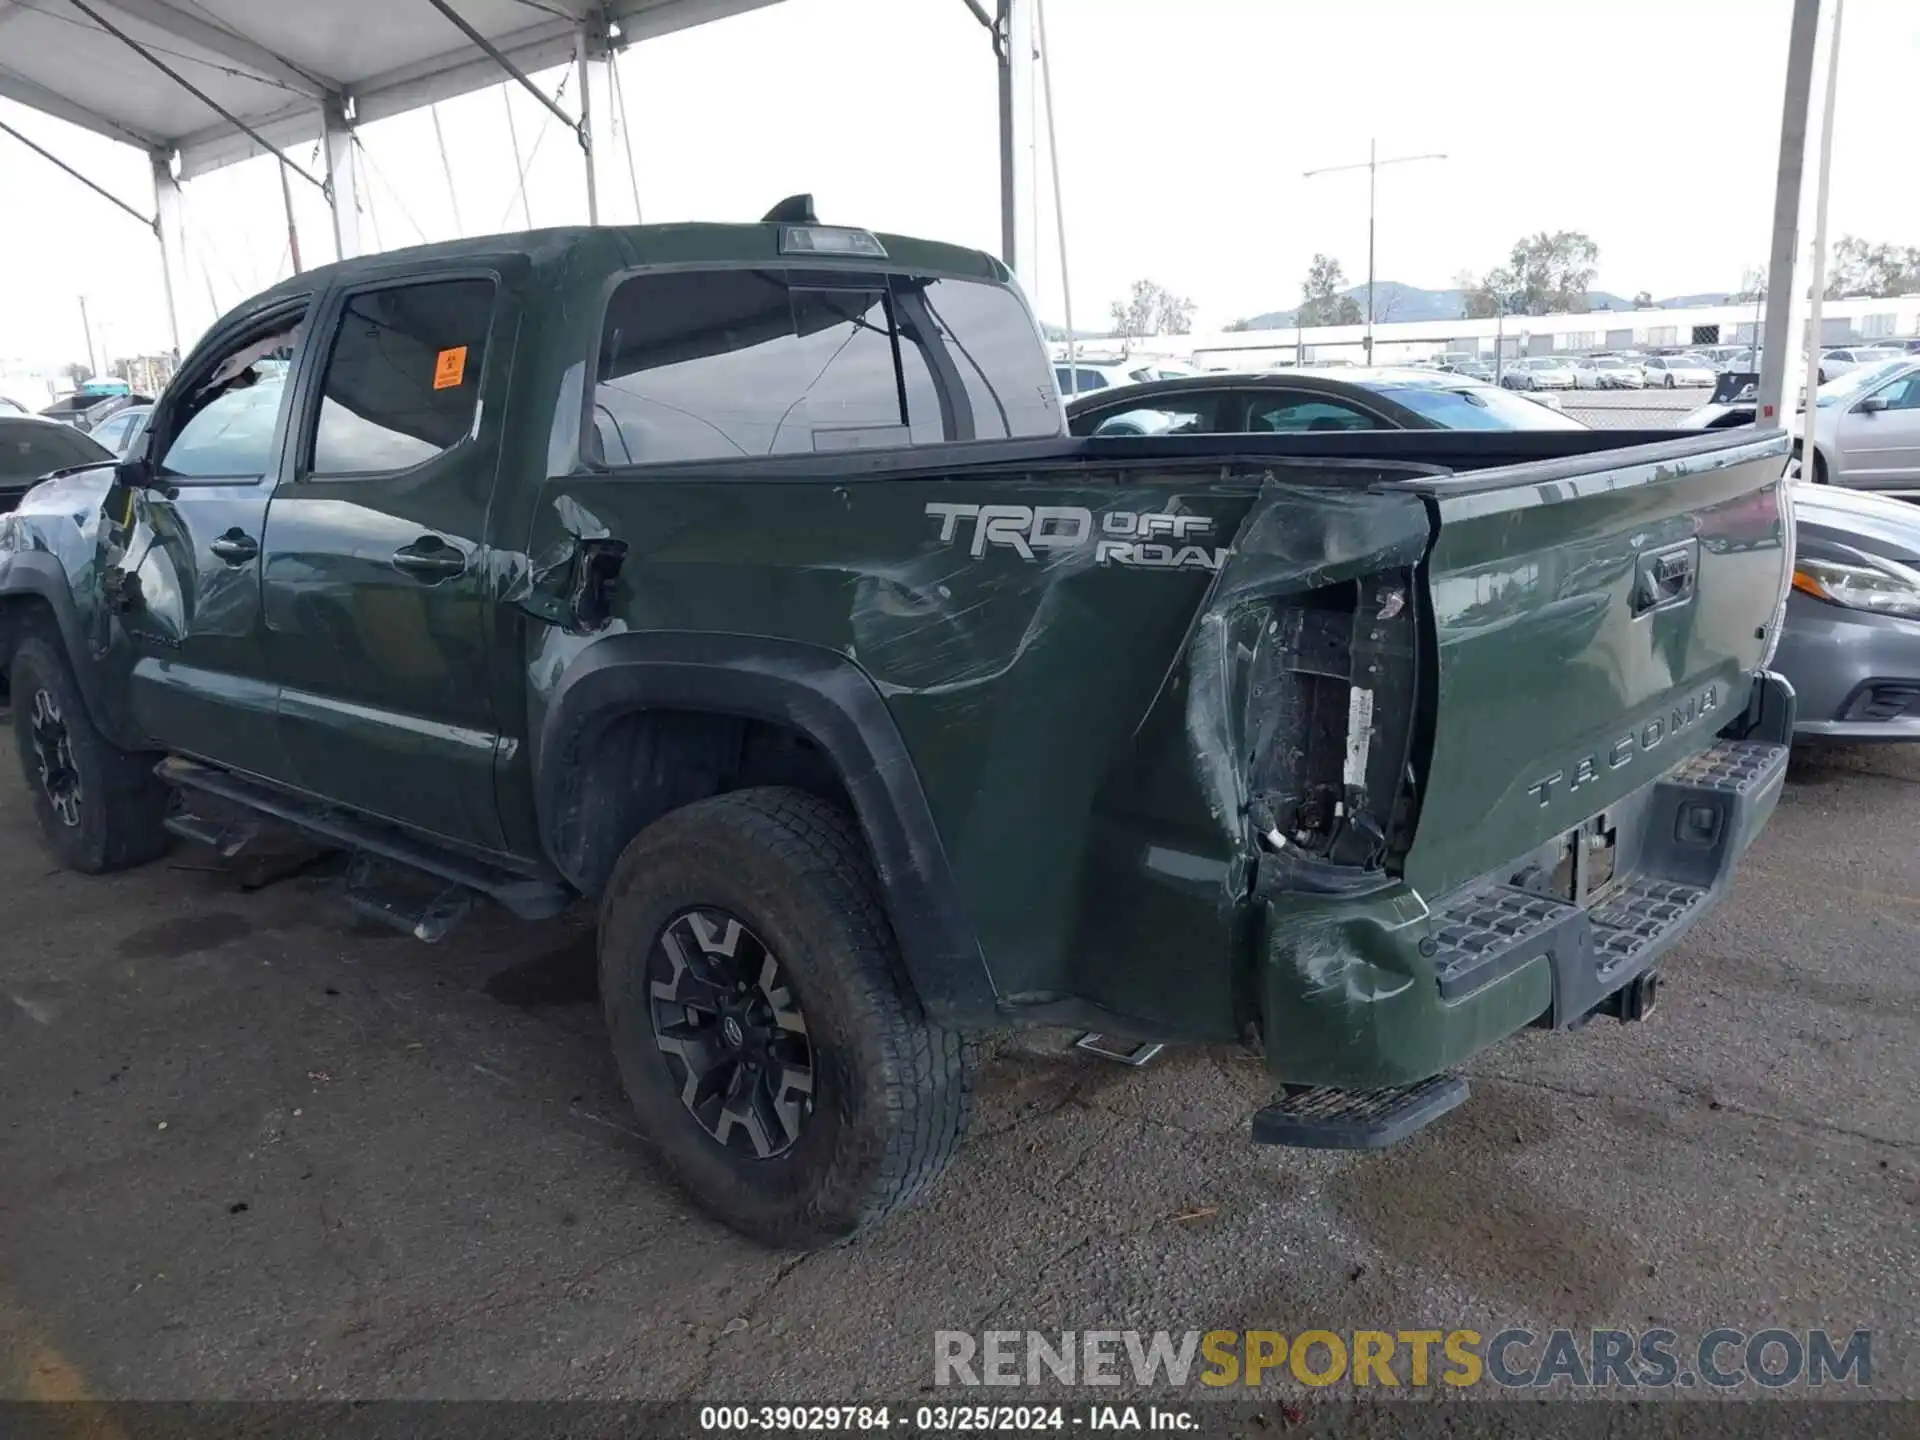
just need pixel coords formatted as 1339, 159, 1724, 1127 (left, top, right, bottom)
762, 194, 818, 224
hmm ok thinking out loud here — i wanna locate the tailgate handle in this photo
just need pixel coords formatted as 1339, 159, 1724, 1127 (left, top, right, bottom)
1634, 540, 1698, 615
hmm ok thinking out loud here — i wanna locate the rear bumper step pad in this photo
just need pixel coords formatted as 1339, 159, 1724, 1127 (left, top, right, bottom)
1252, 1074, 1469, 1150
1421, 737, 1787, 1026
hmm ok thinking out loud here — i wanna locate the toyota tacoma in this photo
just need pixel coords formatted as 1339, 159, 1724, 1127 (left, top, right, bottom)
0, 203, 1796, 1247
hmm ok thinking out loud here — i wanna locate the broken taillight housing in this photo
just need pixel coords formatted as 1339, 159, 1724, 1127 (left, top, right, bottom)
1244, 571, 1425, 890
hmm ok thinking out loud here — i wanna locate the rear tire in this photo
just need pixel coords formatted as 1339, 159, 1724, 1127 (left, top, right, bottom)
9, 634, 170, 874
598, 787, 973, 1249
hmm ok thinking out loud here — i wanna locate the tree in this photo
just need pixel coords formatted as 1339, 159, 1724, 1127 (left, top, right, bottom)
1458, 267, 1515, 319
1825, 236, 1920, 300
1632, 290, 1654, 309
1222, 317, 1254, 332
1730, 266, 1766, 304
62, 361, 93, 387
1456, 231, 1598, 317
1297, 253, 1363, 327
1108, 279, 1196, 339
1505, 230, 1600, 314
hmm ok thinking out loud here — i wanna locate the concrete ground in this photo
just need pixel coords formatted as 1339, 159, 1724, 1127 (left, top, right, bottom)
1558, 386, 1704, 429
0, 729, 1915, 1404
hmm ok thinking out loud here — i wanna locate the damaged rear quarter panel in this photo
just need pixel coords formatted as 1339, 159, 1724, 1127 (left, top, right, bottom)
524, 463, 1253, 1031
524, 455, 1441, 1043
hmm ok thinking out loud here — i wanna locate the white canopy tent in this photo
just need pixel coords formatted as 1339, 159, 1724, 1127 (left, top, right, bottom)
0, 0, 1043, 356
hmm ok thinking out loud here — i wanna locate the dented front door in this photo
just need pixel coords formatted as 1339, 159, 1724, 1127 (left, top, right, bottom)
97, 303, 309, 784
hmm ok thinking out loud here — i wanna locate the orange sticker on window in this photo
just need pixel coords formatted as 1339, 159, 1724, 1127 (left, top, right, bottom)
433, 346, 468, 390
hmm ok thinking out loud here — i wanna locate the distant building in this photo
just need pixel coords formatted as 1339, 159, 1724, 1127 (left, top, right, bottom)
1101, 295, 1920, 371
111, 353, 179, 397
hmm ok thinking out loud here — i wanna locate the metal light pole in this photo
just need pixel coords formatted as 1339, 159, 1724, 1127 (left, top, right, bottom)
78, 295, 97, 379
1303, 141, 1447, 365
1803, 0, 1844, 420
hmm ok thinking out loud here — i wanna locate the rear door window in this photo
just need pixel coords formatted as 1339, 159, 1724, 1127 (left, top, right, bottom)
1246, 393, 1384, 432
593, 268, 1060, 466
1070, 391, 1228, 437
309, 278, 496, 476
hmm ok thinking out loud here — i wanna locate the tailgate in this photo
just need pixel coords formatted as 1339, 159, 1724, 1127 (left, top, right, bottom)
1399, 430, 1791, 898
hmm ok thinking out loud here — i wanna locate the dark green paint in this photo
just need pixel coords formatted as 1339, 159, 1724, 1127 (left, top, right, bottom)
0, 222, 1792, 1091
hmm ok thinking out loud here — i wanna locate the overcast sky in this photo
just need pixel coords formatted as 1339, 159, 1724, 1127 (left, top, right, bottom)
1, 0, 1914, 376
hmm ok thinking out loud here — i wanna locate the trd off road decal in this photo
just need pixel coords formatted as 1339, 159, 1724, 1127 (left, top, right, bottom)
924, 503, 1230, 573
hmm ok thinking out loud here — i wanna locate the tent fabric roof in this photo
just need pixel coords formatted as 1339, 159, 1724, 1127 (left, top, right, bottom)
0, 0, 782, 178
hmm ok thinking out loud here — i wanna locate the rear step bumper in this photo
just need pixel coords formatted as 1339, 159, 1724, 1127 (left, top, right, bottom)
1252, 1075, 1469, 1150
1427, 739, 1787, 1028
1255, 728, 1790, 1096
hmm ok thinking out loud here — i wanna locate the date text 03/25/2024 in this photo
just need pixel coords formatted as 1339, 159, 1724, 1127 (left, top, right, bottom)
699, 1405, 1193, 1432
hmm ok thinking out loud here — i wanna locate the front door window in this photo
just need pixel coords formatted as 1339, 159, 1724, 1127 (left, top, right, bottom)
159, 323, 300, 480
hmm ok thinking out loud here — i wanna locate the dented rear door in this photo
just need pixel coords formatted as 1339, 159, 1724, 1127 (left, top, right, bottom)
1398, 430, 1792, 899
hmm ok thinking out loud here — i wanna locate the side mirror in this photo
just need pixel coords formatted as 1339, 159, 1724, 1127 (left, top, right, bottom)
112, 454, 157, 489
1856, 395, 1890, 415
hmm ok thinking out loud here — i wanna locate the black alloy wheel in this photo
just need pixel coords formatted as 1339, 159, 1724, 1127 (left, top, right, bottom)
26, 685, 83, 828
647, 906, 815, 1159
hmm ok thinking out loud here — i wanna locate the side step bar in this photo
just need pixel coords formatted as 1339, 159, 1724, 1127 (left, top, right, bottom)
1251, 1074, 1469, 1150
156, 757, 571, 922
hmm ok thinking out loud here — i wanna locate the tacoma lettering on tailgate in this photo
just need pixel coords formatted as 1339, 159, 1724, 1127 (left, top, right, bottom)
1526, 682, 1720, 807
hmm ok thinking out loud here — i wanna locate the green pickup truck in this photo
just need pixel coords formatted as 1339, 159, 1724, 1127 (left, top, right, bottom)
0, 205, 1795, 1247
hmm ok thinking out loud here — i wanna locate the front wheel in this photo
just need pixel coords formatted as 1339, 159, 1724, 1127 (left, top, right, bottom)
1665, 374, 1677, 389
598, 787, 973, 1248
9, 635, 170, 873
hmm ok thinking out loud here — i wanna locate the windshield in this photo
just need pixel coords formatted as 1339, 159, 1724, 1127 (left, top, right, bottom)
1596, 358, 1630, 368
1371, 383, 1586, 430
1815, 359, 1913, 406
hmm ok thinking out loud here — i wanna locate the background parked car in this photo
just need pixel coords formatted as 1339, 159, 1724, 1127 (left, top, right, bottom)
1065, 367, 1587, 437
1499, 356, 1576, 391
1819, 346, 1905, 382
1640, 355, 1716, 388
1796, 357, 1920, 491
1, 414, 112, 513
1052, 357, 1200, 396
1587, 355, 1647, 389
86, 404, 152, 456
1774, 483, 1920, 742
37, 390, 154, 433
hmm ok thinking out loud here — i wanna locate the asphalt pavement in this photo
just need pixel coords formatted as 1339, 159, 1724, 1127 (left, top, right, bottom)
1558, 385, 1704, 429
0, 726, 1915, 1404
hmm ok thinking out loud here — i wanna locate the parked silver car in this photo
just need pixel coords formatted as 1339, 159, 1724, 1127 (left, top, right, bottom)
1818, 346, 1905, 381
1798, 357, 1920, 492
1585, 356, 1647, 390
1640, 355, 1716, 388
1499, 356, 1576, 391
85, 403, 152, 456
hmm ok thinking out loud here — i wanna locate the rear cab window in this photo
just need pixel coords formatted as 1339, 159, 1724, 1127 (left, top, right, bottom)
591, 267, 1062, 466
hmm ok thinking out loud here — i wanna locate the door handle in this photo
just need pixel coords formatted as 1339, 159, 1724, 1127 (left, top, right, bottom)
209, 529, 259, 564
391, 535, 467, 581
